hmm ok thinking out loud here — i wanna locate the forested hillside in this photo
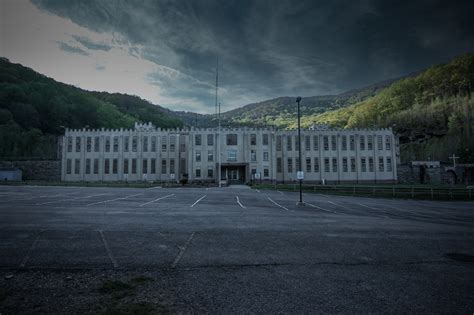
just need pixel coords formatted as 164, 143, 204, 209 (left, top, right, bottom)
0, 58, 182, 158
297, 54, 474, 162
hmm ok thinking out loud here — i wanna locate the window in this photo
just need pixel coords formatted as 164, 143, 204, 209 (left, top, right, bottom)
151, 159, 156, 174
195, 151, 201, 162
208, 167, 213, 178
287, 158, 293, 173
207, 134, 214, 146
324, 158, 330, 172
180, 143, 186, 151
361, 158, 367, 172
123, 159, 129, 174
251, 150, 257, 162
195, 134, 202, 146
86, 137, 92, 152
305, 135, 310, 151
323, 136, 329, 151
151, 136, 156, 152
195, 168, 201, 178
342, 157, 348, 172
360, 136, 365, 150
113, 159, 118, 174
250, 134, 256, 145
113, 137, 118, 152
66, 159, 72, 174
287, 135, 292, 151
105, 137, 110, 152
227, 134, 237, 145
350, 135, 355, 151
227, 150, 237, 161
263, 168, 269, 177
76, 137, 81, 152
342, 136, 347, 151
295, 136, 300, 151
124, 137, 129, 152
67, 137, 73, 152
387, 157, 392, 172
263, 134, 269, 146
104, 159, 110, 174
377, 135, 383, 150
368, 157, 374, 172
306, 158, 311, 172
276, 136, 282, 151
161, 159, 167, 174
263, 151, 269, 161
170, 159, 175, 174
208, 150, 213, 162
295, 157, 300, 171
170, 136, 176, 152
367, 135, 373, 150
314, 158, 319, 172
132, 158, 137, 174
385, 136, 391, 150
332, 158, 337, 172
94, 137, 100, 152
143, 136, 148, 152
132, 136, 138, 152
74, 159, 80, 174
142, 159, 148, 174
93, 159, 99, 174
350, 157, 356, 172
379, 157, 384, 172
85, 159, 91, 174
331, 135, 337, 151
313, 135, 319, 151
277, 157, 282, 173
161, 136, 167, 151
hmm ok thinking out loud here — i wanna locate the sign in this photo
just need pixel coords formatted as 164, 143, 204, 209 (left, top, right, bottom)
297, 171, 304, 180
170, 173, 175, 180
254, 172, 261, 179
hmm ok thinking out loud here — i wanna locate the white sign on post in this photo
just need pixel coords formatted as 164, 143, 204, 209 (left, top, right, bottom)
297, 171, 304, 180
254, 172, 261, 179
170, 173, 175, 180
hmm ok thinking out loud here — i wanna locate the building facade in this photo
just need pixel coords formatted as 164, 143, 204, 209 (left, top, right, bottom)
61, 123, 399, 184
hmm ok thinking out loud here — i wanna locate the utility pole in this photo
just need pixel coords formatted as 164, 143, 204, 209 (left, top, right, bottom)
296, 96, 303, 205
215, 57, 221, 188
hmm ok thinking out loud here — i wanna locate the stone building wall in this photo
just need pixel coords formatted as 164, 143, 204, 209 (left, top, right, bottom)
0, 160, 61, 181
397, 164, 443, 184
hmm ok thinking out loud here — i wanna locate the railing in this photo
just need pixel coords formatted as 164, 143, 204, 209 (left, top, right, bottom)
254, 184, 474, 200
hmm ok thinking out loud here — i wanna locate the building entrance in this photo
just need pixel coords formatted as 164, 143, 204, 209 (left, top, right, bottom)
221, 164, 247, 184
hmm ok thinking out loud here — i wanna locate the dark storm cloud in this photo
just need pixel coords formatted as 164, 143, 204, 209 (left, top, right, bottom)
56, 41, 89, 56
33, 0, 474, 111
71, 35, 112, 51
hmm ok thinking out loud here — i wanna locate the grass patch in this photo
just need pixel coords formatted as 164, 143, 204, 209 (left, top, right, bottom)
101, 302, 155, 315
99, 280, 134, 295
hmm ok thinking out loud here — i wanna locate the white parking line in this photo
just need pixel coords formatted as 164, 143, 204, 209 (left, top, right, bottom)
86, 193, 143, 207
327, 201, 353, 211
358, 203, 378, 211
139, 194, 175, 207
278, 191, 284, 195
305, 202, 337, 213
191, 195, 207, 207
172, 232, 195, 268
19, 230, 45, 268
99, 230, 118, 268
267, 197, 289, 211
236, 196, 246, 208
35, 193, 109, 205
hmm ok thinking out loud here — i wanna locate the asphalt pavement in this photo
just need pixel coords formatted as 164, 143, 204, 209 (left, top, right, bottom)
0, 185, 473, 313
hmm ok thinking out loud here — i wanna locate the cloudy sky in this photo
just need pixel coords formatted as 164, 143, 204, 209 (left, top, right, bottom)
1, 0, 474, 113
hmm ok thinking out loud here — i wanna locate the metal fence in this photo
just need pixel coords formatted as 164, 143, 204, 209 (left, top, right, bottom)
258, 184, 474, 201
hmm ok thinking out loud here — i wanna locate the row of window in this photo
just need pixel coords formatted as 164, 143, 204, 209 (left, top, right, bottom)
276, 157, 393, 174
276, 135, 392, 152
67, 136, 179, 153
66, 158, 177, 175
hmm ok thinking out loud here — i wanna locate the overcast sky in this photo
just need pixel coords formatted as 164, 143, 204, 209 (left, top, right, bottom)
1, 0, 474, 113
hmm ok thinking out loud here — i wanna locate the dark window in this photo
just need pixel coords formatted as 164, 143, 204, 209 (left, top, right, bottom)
360, 136, 365, 150
143, 159, 148, 174
151, 136, 156, 152
332, 158, 337, 172
74, 159, 80, 174
342, 157, 348, 172
263, 168, 269, 177
113, 137, 119, 152
379, 157, 384, 172
287, 135, 292, 151
143, 136, 148, 152
306, 158, 311, 172
151, 158, 156, 174
277, 157, 282, 173
94, 137, 100, 152
161, 159, 167, 174
323, 136, 329, 151
377, 135, 383, 150
67, 137, 73, 152
66, 159, 72, 174
132, 136, 138, 152
113, 159, 118, 174
324, 158, 330, 172
350, 157, 356, 172
195, 151, 201, 162
132, 158, 137, 174
305, 136, 310, 151
105, 137, 110, 152
367, 135, 373, 150
104, 159, 110, 174
263, 134, 269, 146
124, 137, 129, 152
226, 134, 237, 145
350, 135, 355, 150
86, 137, 92, 152
85, 159, 91, 174
361, 158, 367, 172
287, 158, 293, 173
207, 134, 214, 146
161, 136, 167, 151
276, 135, 282, 151
208, 150, 213, 162
331, 135, 336, 151
313, 135, 319, 150
93, 159, 99, 174
170, 159, 175, 174
250, 134, 256, 145
314, 158, 319, 172
368, 157, 374, 172
342, 136, 347, 151
123, 159, 129, 174
195, 134, 202, 146
195, 168, 201, 178
385, 136, 391, 150
76, 137, 81, 152
207, 167, 213, 178
387, 157, 392, 172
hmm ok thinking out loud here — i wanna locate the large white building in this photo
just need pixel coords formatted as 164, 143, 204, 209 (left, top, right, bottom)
61, 123, 399, 184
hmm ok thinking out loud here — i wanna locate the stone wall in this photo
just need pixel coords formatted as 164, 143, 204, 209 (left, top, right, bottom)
397, 164, 443, 184
0, 160, 61, 181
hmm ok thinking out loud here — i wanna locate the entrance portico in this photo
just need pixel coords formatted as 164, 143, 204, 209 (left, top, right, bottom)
220, 163, 248, 184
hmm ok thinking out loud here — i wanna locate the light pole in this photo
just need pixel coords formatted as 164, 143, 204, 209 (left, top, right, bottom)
296, 96, 303, 204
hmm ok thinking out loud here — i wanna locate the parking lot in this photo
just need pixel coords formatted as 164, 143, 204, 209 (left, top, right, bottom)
1, 185, 473, 313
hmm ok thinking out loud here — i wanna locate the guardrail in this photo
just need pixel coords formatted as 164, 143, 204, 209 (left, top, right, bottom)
255, 184, 474, 200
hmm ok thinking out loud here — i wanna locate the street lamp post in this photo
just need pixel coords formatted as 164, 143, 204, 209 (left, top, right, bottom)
296, 96, 303, 204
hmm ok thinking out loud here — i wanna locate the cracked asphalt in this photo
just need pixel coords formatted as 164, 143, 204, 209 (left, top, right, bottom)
0, 185, 473, 313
